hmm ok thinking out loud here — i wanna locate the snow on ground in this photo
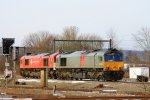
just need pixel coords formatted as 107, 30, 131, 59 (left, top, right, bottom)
17, 79, 85, 84
18, 79, 40, 83
102, 90, 117, 92
47, 79, 85, 83
119, 79, 150, 83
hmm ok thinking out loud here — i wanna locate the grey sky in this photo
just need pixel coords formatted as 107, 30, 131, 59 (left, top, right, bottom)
0, 0, 150, 50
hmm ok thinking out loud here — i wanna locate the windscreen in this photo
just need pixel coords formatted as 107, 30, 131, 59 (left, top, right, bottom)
104, 53, 123, 61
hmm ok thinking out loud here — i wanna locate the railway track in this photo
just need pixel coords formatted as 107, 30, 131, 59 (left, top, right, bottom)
2, 86, 150, 99
4, 94, 150, 100
1, 78, 150, 99
1, 85, 150, 99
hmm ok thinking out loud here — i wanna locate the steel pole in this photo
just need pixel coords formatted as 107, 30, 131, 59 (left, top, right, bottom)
110, 39, 112, 49
13, 47, 16, 85
5, 55, 9, 95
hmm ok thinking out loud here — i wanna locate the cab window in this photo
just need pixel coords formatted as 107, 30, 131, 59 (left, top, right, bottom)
104, 55, 113, 61
60, 58, 66, 66
25, 59, 29, 65
114, 54, 123, 61
98, 56, 103, 61
105, 54, 123, 61
44, 58, 48, 66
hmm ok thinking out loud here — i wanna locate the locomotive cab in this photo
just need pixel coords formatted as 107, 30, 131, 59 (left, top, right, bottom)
103, 49, 125, 81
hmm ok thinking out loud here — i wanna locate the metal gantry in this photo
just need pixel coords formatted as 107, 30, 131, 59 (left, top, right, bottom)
53, 39, 112, 52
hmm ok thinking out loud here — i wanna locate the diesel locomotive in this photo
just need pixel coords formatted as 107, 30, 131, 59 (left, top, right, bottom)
20, 49, 124, 81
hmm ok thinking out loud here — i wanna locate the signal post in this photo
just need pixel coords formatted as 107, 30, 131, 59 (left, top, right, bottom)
40, 68, 48, 87
2, 38, 15, 94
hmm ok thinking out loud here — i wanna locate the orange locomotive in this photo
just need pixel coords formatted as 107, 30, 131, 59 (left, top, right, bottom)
20, 53, 60, 78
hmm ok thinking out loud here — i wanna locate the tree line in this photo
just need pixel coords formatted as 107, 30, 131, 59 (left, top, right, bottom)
23, 26, 105, 53
23, 26, 118, 53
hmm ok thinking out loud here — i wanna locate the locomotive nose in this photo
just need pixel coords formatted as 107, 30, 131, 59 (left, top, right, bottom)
104, 62, 124, 71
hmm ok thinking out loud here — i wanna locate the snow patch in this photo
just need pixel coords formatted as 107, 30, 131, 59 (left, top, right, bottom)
48, 79, 85, 83
18, 79, 40, 83
102, 90, 117, 92
17, 79, 85, 84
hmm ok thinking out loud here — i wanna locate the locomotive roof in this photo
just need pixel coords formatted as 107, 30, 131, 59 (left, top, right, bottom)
59, 49, 107, 57
23, 53, 52, 58
104, 48, 123, 55
84, 49, 106, 56
59, 51, 84, 57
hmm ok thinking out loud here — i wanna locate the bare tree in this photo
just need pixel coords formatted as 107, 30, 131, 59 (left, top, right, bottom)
133, 27, 150, 51
23, 32, 55, 53
23, 26, 104, 53
56, 26, 103, 51
126, 51, 142, 67
133, 27, 150, 66
106, 29, 119, 48
57, 26, 79, 51
78, 33, 103, 50
62, 26, 78, 40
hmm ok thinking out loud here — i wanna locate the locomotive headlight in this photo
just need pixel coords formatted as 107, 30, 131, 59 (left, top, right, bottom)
123, 64, 129, 70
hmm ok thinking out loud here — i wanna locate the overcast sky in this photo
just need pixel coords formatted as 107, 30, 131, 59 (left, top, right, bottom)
0, 0, 150, 50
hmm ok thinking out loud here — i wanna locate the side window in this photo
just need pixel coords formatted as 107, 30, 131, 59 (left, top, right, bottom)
54, 57, 56, 63
25, 59, 29, 65
98, 56, 103, 61
44, 58, 48, 66
56, 58, 59, 63
60, 58, 66, 66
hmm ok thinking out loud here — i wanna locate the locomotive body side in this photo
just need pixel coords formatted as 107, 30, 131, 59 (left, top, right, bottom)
20, 53, 49, 78
20, 56, 42, 68
20, 53, 61, 78
56, 50, 105, 68
56, 51, 84, 68
20, 54, 47, 69
55, 50, 105, 80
